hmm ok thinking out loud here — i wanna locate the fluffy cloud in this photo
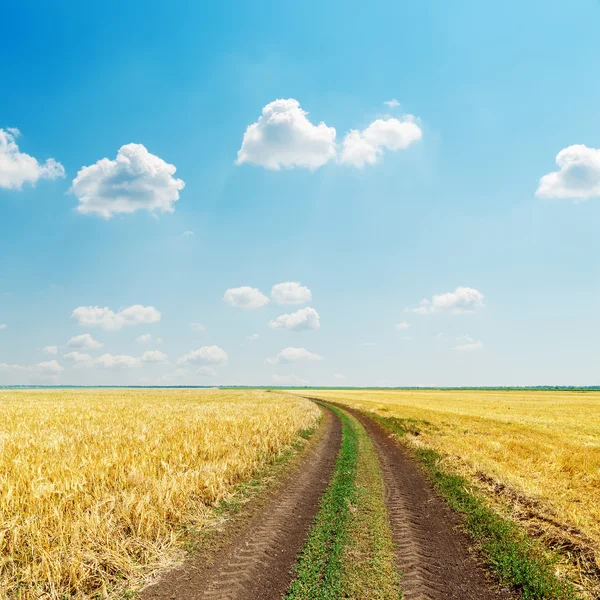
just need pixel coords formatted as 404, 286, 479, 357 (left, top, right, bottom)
1, 360, 64, 382
94, 353, 142, 368
271, 282, 312, 305
536, 145, 600, 201
453, 335, 483, 352
271, 373, 310, 386
268, 307, 320, 332
237, 99, 337, 170
340, 116, 422, 168
0, 128, 65, 190
64, 351, 93, 365
177, 345, 228, 365
142, 350, 168, 363
395, 322, 410, 330
136, 333, 152, 344
198, 366, 217, 377
71, 143, 185, 219
224, 287, 269, 309
384, 99, 400, 109
267, 347, 323, 365
43, 346, 58, 355
37, 360, 64, 374
407, 287, 484, 314
71, 305, 161, 330
67, 333, 103, 349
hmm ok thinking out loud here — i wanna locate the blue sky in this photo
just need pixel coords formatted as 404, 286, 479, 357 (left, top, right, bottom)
1, 0, 599, 386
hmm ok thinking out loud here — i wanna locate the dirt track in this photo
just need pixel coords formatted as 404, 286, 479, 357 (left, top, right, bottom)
142, 406, 342, 600
342, 404, 515, 600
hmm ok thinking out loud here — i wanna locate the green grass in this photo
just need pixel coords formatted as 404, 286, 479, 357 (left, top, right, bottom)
372, 414, 579, 600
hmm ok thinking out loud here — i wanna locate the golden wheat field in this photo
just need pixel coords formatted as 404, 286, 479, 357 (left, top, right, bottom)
293, 389, 600, 571
0, 388, 320, 599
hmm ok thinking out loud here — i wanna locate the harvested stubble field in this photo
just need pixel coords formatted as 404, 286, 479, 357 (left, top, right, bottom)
292, 389, 600, 594
0, 388, 320, 599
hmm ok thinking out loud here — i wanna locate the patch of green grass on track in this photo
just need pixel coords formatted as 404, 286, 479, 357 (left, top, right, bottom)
286, 405, 400, 600
372, 414, 579, 600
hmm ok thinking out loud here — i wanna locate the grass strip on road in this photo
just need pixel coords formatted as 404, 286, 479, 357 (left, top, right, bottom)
372, 414, 578, 600
286, 404, 399, 600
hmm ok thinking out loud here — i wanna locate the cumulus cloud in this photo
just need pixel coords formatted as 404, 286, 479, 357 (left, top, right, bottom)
395, 322, 409, 330
536, 145, 600, 201
94, 353, 142, 368
271, 373, 310, 386
453, 335, 483, 352
407, 287, 484, 314
198, 366, 217, 377
340, 116, 422, 168
43, 346, 58, 355
237, 99, 337, 170
136, 333, 152, 344
71, 143, 185, 219
224, 287, 269, 309
0, 128, 65, 190
267, 347, 323, 365
271, 282, 312, 305
1, 360, 64, 382
64, 351, 93, 365
142, 350, 168, 363
177, 345, 228, 365
384, 99, 400, 109
37, 360, 64, 374
268, 307, 320, 332
71, 305, 161, 330
67, 333, 103, 349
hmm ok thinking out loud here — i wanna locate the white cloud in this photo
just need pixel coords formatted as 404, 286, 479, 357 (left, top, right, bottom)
136, 333, 152, 344
182, 230, 195, 237
157, 368, 187, 383
271, 373, 310, 386
236, 99, 337, 170
384, 99, 400, 109
340, 116, 422, 168
177, 345, 228, 365
224, 287, 269, 310
71, 143, 185, 219
94, 353, 142, 368
142, 350, 168, 363
67, 333, 103, 349
453, 335, 483, 352
536, 145, 600, 201
64, 351, 93, 365
198, 366, 217, 377
189, 322, 206, 332
0, 128, 65, 190
333, 373, 346, 381
37, 360, 64, 374
43, 346, 58, 355
246, 333, 259, 341
395, 322, 410, 330
71, 305, 161, 330
271, 282, 312, 305
0, 359, 65, 382
407, 287, 484, 314
267, 347, 323, 365
268, 307, 320, 332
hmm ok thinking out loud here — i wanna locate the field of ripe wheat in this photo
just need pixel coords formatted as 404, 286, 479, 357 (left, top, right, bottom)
294, 389, 600, 576
0, 388, 320, 599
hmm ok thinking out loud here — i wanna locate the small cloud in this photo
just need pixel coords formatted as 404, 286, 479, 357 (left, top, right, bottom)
267, 347, 323, 365
182, 230, 195, 237
43, 346, 58, 355
224, 286, 269, 310
453, 335, 483, 352
67, 333, 103, 349
71, 305, 161, 330
246, 333, 259, 341
271, 282, 312, 305
142, 350, 168, 363
94, 353, 142, 368
189, 322, 206, 332
177, 345, 228, 365
271, 373, 310, 386
395, 322, 410, 330
64, 351, 93, 366
136, 333, 152, 344
406, 287, 484, 314
384, 99, 400, 109
268, 307, 320, 331
198, 366, 217, 377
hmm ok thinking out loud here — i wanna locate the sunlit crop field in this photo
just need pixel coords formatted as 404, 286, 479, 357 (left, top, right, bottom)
293, 389, 600, 573
0, 388, 319, 599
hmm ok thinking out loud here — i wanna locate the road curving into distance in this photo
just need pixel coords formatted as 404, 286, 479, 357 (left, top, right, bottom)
143, 399, 516, 600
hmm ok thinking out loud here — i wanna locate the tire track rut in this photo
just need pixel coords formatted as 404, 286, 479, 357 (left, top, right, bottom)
332, 403, 516, 600
142, 406, 342, 600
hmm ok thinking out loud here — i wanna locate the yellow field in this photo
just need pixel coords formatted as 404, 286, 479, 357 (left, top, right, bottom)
292, 389, 600, 572
0, 388, 320, 599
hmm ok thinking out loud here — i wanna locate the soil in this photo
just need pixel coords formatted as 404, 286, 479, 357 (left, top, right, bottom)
141, 405, 342, 600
